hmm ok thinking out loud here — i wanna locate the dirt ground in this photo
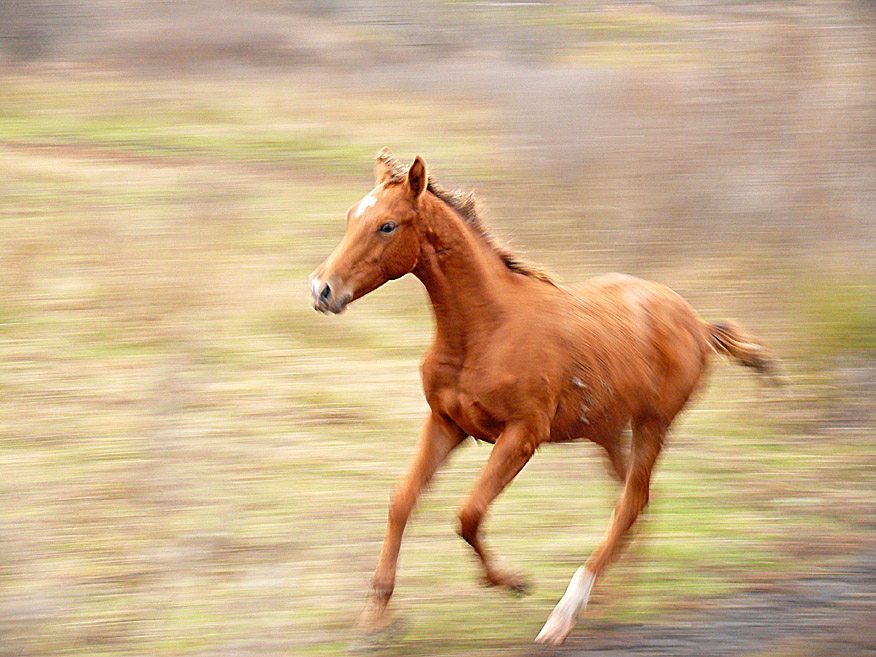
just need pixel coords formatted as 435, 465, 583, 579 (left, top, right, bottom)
539, 545, 876, 657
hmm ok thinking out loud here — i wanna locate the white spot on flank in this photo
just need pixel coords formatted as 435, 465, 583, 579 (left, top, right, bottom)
355, 190, 378, 218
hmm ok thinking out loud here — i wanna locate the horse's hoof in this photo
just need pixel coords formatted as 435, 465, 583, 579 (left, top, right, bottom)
535, 565, 594, 644
352, 612, 405, 651
507, 577, 532, 597
482, 571, 532, 596
534, 606, 576, 646
356, 599, 394, 634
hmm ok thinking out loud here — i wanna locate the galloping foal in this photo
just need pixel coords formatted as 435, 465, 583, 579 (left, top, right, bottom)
310, 150, 779, 645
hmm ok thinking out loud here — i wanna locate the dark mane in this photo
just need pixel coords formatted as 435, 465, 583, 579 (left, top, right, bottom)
376, 149, 558, 286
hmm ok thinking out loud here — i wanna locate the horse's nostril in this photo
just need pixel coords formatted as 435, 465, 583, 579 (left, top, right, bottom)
320, 282, 332, 303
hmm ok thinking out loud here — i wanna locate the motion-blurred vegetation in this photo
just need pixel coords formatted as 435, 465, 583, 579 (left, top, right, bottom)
1, 2, 874, 655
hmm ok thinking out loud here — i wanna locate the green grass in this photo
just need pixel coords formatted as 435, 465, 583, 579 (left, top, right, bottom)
797, 275, 876, 355
0, 68, 873, 657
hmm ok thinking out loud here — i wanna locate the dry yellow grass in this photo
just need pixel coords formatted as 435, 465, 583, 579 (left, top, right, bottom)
0, 63, 873, 656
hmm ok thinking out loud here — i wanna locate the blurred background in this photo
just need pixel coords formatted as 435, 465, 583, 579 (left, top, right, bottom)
1, 1, 874, 655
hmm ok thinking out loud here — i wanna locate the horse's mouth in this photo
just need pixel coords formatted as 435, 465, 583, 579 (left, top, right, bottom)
312, 293, 352, 315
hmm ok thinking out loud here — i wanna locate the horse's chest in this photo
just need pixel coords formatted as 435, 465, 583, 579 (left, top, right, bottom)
422, 363, 503, 442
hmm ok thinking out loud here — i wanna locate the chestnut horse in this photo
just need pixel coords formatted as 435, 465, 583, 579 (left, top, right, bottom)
310, 150, 779, 645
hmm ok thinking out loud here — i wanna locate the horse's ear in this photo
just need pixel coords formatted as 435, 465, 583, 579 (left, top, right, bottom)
374, 148, 393, 184
406, 155, 428, 199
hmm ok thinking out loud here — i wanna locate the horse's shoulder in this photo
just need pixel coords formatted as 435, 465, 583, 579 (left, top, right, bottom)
421, 344, 458, 383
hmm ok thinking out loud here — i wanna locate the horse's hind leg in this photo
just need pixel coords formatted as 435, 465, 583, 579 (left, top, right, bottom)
594, 426, 628, 483
457, 421, 540, 594
536, 416, 666, 645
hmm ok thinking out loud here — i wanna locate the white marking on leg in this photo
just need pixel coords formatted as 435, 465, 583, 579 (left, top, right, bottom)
355, 189, 379, 218
535, 566, 596, 645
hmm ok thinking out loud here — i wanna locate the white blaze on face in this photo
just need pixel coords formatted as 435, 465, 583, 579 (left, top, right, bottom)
355, 188, 379, 218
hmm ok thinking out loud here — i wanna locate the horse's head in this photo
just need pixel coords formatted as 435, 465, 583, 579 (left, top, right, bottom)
310, 152, 429, 314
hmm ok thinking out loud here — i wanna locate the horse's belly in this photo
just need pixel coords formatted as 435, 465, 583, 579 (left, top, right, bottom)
550, 409, 597, 443
549, 387, 627, 444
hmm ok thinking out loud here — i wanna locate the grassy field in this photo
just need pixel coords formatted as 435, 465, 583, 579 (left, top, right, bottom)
1, 57, 874, 657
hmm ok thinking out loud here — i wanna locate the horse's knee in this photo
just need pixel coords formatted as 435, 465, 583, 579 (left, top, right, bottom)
387, 485, 413, 526
387, 498, 405, 527
457, 503, 483, 545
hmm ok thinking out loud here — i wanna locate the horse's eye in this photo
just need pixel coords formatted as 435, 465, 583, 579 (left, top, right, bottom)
379, 222, 397, 234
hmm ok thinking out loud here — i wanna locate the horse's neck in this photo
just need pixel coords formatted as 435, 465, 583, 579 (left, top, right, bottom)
413, 196, 511, 351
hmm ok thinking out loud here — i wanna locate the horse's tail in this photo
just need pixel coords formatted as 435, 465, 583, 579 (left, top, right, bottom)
705, 320, 783, 385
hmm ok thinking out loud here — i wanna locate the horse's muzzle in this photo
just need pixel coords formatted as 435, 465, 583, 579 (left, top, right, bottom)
309, 274, 352, 314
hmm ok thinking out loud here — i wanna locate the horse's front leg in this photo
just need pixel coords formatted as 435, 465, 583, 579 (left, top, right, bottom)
359, 414, 466, 632
457, 419, 543, 594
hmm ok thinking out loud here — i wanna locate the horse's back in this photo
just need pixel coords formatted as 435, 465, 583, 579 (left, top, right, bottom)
563, 273, 711, 422
569, 273, 706, 346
